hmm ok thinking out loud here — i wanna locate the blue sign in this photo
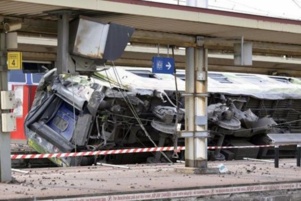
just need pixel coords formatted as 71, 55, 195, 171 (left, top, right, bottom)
152, 57, 175, 74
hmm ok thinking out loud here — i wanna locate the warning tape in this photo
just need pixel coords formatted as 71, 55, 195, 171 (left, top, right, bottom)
11, 146, 179, 160
10, 144, 286, 160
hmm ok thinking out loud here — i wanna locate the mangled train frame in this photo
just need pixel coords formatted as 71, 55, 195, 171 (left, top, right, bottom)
24, 67, 301, 166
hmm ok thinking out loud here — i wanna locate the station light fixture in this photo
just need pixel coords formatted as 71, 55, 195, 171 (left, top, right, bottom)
69, 16, 135, 61
3, 22, 22, 32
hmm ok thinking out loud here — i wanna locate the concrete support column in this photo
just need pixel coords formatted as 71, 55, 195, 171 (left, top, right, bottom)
56, 13, 70, 74
0, 33, 12, 182
185, 46, 208, 169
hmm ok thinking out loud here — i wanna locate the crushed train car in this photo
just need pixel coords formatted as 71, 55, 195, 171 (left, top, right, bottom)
24, 67, 301, 166
24, 67, 186, 166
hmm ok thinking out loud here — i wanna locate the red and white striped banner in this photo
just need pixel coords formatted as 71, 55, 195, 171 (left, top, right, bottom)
11, 146, 180, 159
10, 144, 285, 160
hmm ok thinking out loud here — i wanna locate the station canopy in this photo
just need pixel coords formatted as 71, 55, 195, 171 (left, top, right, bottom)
1, 0, 301, 75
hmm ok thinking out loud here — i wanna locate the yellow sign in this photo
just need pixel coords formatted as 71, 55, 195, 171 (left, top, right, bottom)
7, 52, 22, 70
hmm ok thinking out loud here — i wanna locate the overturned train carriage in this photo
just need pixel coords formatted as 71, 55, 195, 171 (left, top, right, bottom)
24, 67, 301, 166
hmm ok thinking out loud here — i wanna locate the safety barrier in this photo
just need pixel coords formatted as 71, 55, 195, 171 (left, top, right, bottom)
267, 134, 301, 168
10, 144, 282, 160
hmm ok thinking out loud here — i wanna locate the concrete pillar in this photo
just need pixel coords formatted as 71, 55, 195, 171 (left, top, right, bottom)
0, 33, 12, 182
195, 47, 208, 168
56, 13, 71, 74
184, 46, 208, 169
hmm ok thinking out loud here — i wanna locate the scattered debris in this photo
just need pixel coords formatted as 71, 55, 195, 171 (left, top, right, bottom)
11, 168, 29, 174
243, 157, 273, 163
217, 163, 228, 173
97, 163, 130, 169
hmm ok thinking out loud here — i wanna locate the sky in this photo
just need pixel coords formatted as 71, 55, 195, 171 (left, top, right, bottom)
146, 0, 301, 20
210, 0, 301, 19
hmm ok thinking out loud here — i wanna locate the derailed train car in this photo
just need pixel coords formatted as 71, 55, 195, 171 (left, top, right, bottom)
24, 67, 301, 166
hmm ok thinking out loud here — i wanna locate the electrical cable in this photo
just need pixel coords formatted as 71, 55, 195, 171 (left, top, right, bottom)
172, 46, 180, 158
71, 76, 77, 153
109, 63, 173, 163
292, 0, 301, 9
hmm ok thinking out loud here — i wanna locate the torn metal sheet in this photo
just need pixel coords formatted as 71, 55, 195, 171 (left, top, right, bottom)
25, 67, 186, 166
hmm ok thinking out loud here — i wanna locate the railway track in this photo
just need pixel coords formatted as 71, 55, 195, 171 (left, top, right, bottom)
11, 143, 56, 168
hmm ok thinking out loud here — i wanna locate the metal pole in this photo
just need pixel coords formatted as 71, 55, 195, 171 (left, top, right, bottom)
240, 36, 243, 65
0, 33, 12, 182
297, 144, 301, 167
274, 145, 279, 168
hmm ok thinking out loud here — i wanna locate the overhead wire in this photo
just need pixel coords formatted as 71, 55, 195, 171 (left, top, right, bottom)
172, 46, 180, 158
292, 0, 301, 9
107, 63, 173, 163
210, 0, 268, 14
211, 0, 301, 20
71, 76, 77, 153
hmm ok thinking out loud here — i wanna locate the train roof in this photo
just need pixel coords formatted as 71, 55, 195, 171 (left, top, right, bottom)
93, 67, 301, 100
208, 71, 301, 100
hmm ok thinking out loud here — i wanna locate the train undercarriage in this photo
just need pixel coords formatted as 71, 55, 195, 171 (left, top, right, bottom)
23, 67, 301, 167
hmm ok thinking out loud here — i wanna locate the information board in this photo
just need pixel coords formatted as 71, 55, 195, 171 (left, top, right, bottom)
7, 52, 22, 70
152, 56, 175, 74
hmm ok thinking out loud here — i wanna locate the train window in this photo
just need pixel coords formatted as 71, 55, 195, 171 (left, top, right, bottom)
23, 62, 52, 73
208, 73, 232, 83
126, 69, 155, 78
176, 74, 185, 80
235, 74, 267, 84
8, 70, 26, 83
32, 73, 44, 84
269, 76, 291, 84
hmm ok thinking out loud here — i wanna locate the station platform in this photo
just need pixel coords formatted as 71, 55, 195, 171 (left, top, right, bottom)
2, 159, 301, 201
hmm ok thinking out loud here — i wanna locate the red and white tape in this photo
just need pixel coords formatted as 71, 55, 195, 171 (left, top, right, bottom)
10, 144, 284, 160
11, 147, 180, 160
